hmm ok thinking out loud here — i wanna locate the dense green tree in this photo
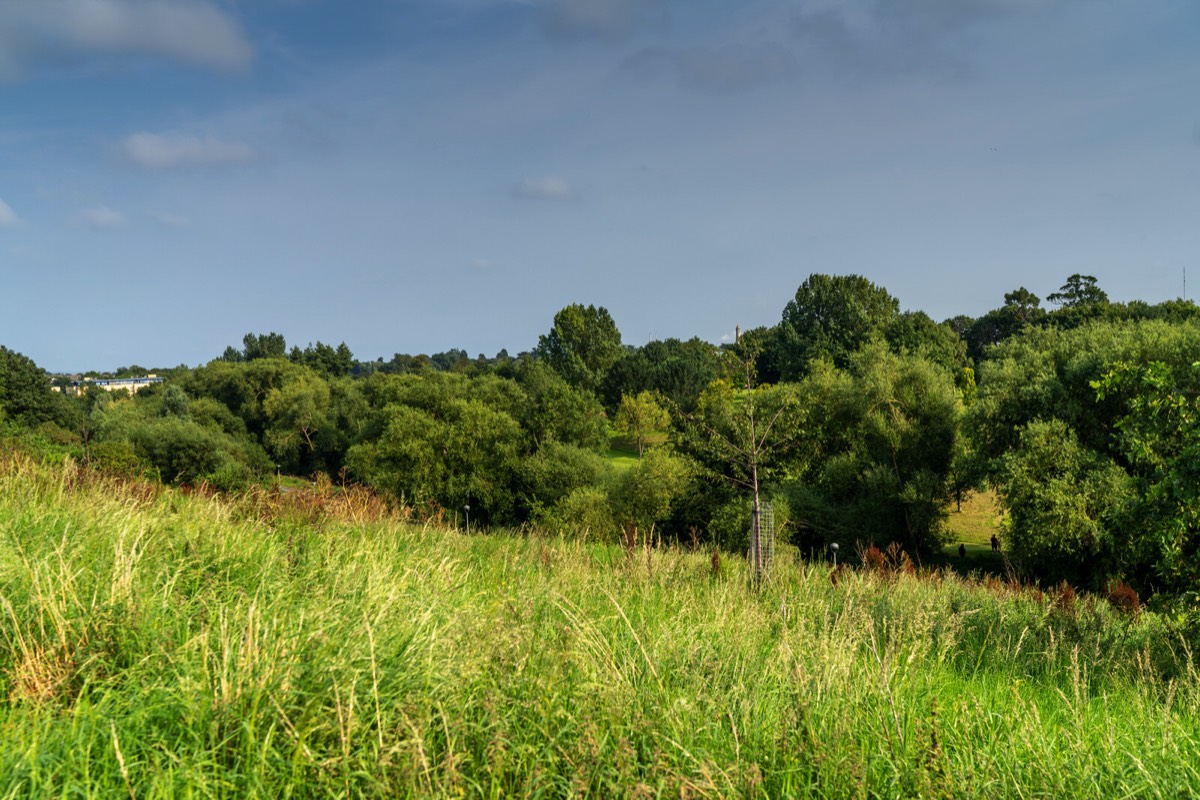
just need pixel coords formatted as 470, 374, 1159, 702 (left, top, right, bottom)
968, 320, 1200, 466
535, 304, 624, 394
679, 379, 802, 503
263, 372, 332, 470
1048, 274, 1108, 308
347, 398, 524, 522
519, 441, 615, 518
968, 319, 1200, 590
509, 361, 607, 452
1003, 287, 1045, 324
0, 346, 57, 426
1095, 361, 1200, 594
602, 337, 721, 413
242, 332, 287, 361
960, 288, 1047, 362
613, 449, 694, 541
884, 311, 968, 374
429, 349, 471, 372
782, 346, 961, 555
998, 420, 1132, 587
89, 391, 269, 488
777, 274, 900, 379
290, 341, 354, 378
183, 358, 312, 440
613, 391, 669, 456
158, 384, 191, 419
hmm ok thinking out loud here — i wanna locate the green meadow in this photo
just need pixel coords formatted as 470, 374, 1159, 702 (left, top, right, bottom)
2, 453, 1199, 798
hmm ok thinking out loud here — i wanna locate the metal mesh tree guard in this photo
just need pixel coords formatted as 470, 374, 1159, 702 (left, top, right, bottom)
750, 499, 775, 581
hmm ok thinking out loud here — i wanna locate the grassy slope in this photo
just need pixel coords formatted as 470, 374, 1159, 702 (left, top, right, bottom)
940, 490, 1008, 574
2, 454, 1199, 798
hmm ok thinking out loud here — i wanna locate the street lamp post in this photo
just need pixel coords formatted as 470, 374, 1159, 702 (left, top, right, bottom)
464, 504, 470, 535
830, 542, 839, 568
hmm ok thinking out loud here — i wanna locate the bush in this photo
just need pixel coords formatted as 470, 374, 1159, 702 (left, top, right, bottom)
999, 419, 1133, 588
538, 486, 616, 541
86, 440, 147, 477
519, 441, 615, 517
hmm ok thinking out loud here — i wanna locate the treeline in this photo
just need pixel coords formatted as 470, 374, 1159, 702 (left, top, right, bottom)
3, 273, 1198, 599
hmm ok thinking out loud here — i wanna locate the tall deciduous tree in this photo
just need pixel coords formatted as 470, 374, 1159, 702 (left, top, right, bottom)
613, 391, 669, 456
0, 346, 58, 427
777, 274, 900, 379
535, 304, 623, 395
1047, 274, 1108, 308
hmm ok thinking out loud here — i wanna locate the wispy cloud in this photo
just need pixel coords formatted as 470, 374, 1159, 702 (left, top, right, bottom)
121, 131, 256, 169
513, 175, 577, 201
790, 0, 1073, 79
0, 0, 253, 78
624, 43, 798, 93
0, 198, 19, 227
541, 0, 668, 42
77, 204, 127, 228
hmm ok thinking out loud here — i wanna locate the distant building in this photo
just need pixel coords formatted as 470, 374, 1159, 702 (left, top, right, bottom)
65, 375, 163, 396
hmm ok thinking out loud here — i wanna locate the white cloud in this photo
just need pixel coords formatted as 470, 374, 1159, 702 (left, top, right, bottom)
77, 204, 127, 228
513, 175, 577, 200
121, 131, 256, 168
0, 198, 19, 227
542, 0, 667, 42
0, 0, 253, 78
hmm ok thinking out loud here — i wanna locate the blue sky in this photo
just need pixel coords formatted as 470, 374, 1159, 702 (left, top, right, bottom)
1, 0, 1198, 372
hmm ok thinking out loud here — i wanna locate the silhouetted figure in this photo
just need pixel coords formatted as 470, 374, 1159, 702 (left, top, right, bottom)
958, 543, 967, 558
991, 535, 1000, 552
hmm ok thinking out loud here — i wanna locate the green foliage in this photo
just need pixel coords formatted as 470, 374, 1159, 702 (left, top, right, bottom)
680, 379, 802, 494
784, 346, 961, 555
998, 420, 1134, 586
777, 273, 900, 378
288, 340, 354, 377
519, 440, 615, 516
157, 384, 190, 418
1048, 273, 1109, 308
537, 485, 616, 541
884, 310, 968, 374
0, 346, 58, 427
126, 416, 253, 486
707, 491, 792, 552
263, 371, 331, 468
970, 319, 1200, 590
84, 439, 147, 477
347, 396, 524, 521
85, 386, 269, 488
241, 331, 287, 361
535, 303, 624, 394
1095, 361, 1200, 593
612, 390, 669, 456
612, 448, 693, 536
969, 320, 1200, 466
510, 361, 608, 452
602, 337, 720, 413
960, 288, 1047, 362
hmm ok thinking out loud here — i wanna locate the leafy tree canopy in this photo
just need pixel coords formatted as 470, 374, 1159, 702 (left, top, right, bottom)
777, 273, 900, 379
535, 304, 623, 395
1048, 273, 1108, 308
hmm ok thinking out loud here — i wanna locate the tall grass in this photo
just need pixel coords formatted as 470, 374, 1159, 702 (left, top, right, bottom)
1, 452, 1198, 797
